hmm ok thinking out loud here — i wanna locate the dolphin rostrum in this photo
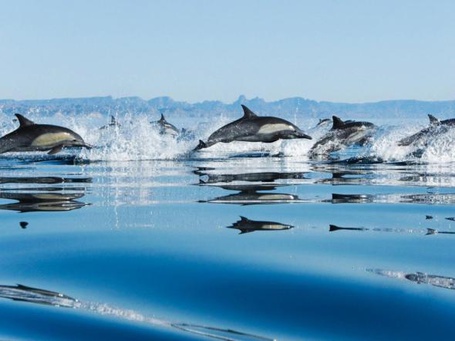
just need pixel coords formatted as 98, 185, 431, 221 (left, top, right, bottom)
0, 114, 91, 155
194, 105, 311, 150
309, 115, 376, 156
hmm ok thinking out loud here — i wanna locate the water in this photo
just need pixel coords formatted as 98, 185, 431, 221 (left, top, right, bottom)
1, 112, 455, 340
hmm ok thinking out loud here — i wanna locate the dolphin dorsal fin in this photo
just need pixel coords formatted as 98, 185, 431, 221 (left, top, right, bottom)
428, 114, 440, 126
241, 105, 258, 119
332, 116, 345, 129
239, 216, 250, 222
15, 114, 35, 127
159, 114, 166, 122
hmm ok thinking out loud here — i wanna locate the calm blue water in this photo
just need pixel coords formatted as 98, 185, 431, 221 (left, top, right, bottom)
1, 112, 455, 340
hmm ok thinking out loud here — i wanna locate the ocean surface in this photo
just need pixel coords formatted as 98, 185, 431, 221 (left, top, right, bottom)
1, 110, 455, 340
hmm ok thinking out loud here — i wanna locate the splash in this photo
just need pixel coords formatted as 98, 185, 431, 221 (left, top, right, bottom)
1, 112, 455, 163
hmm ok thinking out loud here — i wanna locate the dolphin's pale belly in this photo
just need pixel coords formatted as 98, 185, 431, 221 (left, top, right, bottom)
237, 123, 295, 142
259, 223, 292, 230
341, 128, 370, 144
256, 123, 293, 135
31, 132, 74, 149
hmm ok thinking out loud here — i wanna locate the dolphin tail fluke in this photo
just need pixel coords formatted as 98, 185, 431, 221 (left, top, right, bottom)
193, 140, 207, 151
426, 228, 437, 235
329, 224, 341, 232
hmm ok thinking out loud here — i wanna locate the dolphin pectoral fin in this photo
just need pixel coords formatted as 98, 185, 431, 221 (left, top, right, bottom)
48, 145, 64, 155
0, 147, 13, 154
193, 140, 207, 151
239, 229, 254, 234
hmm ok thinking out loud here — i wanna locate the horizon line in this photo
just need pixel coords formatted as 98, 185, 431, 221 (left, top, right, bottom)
1, 94, 455, 106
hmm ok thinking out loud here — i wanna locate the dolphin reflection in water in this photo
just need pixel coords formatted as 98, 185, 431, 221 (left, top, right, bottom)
194, 105, 311, 150
0, 176, 91, 213
0, 114, 91, 154
330, 223, 455, 236
227, 216, 294, 234
368, 269, 455, 291
0, 283, 274, 341
203, 188, 300, 205
0, 191, 88, 213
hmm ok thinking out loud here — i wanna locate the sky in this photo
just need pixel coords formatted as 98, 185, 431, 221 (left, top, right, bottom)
0, 0, 454, 103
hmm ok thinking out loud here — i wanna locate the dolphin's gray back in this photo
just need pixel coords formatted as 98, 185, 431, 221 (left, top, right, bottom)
205, 117, 259, 145
398, 125, 450, 146
0, 128, 35, 153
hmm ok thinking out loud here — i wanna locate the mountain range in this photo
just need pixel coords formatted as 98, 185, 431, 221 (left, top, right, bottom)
1, 95, 454, 119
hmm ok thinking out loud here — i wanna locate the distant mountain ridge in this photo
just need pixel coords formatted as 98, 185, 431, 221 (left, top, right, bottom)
1, 95, 454, 119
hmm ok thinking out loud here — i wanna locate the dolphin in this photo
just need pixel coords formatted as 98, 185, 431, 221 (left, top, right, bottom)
0, 284, 77, 307
0, 191, 87, 213
203, 189, 300, 205
227, 216, 294, 234
398, 114, 455, 146
428, 114, 455, 126
194, 105, 311, 150
99, 115, 120, 130
309, 115, 376, 156
368, 269, 455, 290
329, 224, 368, 232
316, 118, 332, 127
152, 113, 179, 137
0, 114, 91, 155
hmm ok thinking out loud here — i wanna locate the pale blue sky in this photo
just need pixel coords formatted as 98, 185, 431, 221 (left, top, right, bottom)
0, 0, 454, 103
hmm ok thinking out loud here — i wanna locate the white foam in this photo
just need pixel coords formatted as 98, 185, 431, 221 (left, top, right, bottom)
2, 111, 455, 163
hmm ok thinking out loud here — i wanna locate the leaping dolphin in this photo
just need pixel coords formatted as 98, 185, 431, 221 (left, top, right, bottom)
0, 114, 91, 155
309, 115, 376, 156
194, 105, 311, 150
99, 115, 120, 130
398, 114, 455, 146
152, 113, 179, 137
